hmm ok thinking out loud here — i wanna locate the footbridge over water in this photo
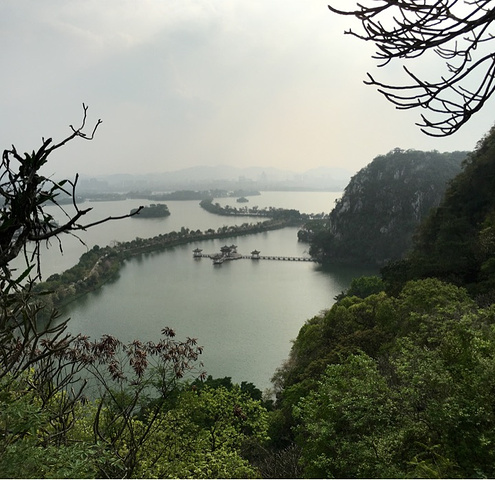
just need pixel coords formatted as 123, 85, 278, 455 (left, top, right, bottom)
192, 246, 316, 264
241, 255, 315, 262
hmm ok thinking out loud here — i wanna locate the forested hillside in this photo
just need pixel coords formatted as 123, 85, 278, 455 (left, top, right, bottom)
383, 125, 495, 301
307, 148, 466, 265
268, 125, 495, 478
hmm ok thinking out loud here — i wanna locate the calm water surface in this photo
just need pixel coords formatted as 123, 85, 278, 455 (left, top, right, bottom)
33, 191, 375, 391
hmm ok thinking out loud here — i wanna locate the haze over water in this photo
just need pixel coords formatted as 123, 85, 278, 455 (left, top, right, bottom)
38, 191, 375, 391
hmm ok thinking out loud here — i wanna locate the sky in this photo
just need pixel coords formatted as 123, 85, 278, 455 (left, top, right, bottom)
1, 0, 494, 178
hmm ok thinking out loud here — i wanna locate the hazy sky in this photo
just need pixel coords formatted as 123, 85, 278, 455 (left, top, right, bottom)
1, 0, 494, 178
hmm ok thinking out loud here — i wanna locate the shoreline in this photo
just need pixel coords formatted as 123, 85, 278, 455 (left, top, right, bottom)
34, 218, 296, 310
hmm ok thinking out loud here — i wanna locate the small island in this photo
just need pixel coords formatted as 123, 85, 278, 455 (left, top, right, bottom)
131, 203, 170, 218
236, 196, 249, 203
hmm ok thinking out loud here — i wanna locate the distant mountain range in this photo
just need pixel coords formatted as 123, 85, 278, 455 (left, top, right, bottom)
77, 165, 351, 193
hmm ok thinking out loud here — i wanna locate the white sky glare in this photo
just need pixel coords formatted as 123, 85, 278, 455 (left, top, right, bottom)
1, 0, 493, 178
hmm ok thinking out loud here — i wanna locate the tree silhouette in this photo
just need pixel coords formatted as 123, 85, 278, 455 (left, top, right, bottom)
0, 104, 142, 284
328, 0, 495, 136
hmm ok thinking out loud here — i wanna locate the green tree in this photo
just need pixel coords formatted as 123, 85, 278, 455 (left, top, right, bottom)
289, 279, 495, 478
410, 126, 495, 295
0, 372, 115, 478
133, 385, 269, 478
380, 125, 495, 300
335, 274, 385, 300
294, 354, 400, 478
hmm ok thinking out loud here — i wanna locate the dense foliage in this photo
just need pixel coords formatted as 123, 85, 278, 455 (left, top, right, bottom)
309, 148, 466, 265
0, 369, 269, 478
272, 278, 495, 478
383, 125, 495, 300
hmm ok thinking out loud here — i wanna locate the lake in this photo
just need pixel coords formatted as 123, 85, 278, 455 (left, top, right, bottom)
28, 191, 375, 392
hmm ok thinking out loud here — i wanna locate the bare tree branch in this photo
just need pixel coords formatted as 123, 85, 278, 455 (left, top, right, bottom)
0, 104, 142, 281
327, 0, 495, 135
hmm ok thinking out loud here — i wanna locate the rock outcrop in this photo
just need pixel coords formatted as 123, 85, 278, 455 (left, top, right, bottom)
309, 148, 467, 265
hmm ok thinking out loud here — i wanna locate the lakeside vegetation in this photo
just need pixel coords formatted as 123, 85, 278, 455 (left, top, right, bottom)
33, 214, 297, 310
57, 188, 262, 204
266, 125, 495, 478
199, 197, 327, 223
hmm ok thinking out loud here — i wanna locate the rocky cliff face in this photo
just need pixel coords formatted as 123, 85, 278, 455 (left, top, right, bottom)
401, 125, 495, 298
309, 148, 467, 265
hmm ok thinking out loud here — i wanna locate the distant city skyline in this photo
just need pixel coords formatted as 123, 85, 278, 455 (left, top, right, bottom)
76, 164, 353, 193
1, 0, 493, 178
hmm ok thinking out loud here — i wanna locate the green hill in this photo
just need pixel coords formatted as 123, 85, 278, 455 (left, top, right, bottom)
309, 148, 466, 265
384, 126, 495, 300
